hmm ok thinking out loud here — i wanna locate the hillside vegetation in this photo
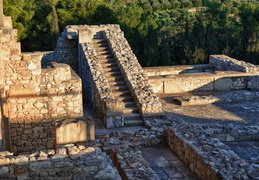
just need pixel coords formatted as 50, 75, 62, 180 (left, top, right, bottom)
3, 0, 259, 66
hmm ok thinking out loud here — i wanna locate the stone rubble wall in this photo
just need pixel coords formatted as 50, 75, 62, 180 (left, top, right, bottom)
10, 121, 55, 154
0, 144, 121, 180
95, 128, 164, 180
166, 121, 256, 180
203, 124, 259, 142
113, 147, 160, 180
96, 116, 259, 179
79, 40, 124, 128
210, 55, 259, 74
104, 29, 162, 114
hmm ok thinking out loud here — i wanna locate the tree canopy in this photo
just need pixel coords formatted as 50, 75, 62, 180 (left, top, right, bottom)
3, 0, 259, 66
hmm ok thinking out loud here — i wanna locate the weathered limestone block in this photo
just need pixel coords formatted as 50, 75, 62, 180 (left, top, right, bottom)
52, 62, 71, 82
55, 117, 95, 145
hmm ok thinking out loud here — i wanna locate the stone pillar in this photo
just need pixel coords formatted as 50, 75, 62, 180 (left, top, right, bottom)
0, 0, 3, 29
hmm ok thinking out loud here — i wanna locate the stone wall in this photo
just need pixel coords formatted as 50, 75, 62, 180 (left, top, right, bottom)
104, 28, 162, 114
78, 37, 124, 128
148, 71, 250, 93
166, 121, 256, 180
210, 55, 259, 73
204, 124, 259, 142
10, 121, 55, 154
145, 55, 259, 94
0, 144, 121, 179
0, 16, 84, 152
41, 26, 79, 73
58, 24, 162, 126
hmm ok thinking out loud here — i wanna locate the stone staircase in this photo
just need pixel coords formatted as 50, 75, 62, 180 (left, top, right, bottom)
92, 34, 143, 126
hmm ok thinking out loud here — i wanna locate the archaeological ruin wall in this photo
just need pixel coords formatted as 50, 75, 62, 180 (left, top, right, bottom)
144, 55, 259, 94
50, 24, 162, 128
0, 145, 121, 179
0, 16, 84, 153
104, 28, 162, 114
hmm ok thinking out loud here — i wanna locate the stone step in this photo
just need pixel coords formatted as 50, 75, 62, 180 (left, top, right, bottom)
123, 107, 139, 114
118, 96, 134, 102
124, 119, 144, 127
142, 114, 164, 120
94, 46, 109, 51
111, 85, 129, 91
107, 75, 124, 81
96, 51, 113, 56
113, 90, 131, 97
109, 80, 126, 86
103, 68, 121, 73
93, 38, 106, 43
101, 62, 118, 68
99, 58, 116, 63
123, 101, 136, 107
93, 43, 108, 48
124, 113, 142, 120
97, 54, 113, 59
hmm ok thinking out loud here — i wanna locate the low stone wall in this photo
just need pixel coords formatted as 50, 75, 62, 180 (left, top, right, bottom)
166, 121, 257, 180
148, 71, 249, 93
203, 124, 259, 142
210, 55, 259, 74
104, 29, 162, 114
143, 64, 214, 76
113, 147, 159, 180
0, 144, 121, 179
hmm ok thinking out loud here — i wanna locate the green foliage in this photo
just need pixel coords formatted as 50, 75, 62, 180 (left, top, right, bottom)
3, 0, 259, 66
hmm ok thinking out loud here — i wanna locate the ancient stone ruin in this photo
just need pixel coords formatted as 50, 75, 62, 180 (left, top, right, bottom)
0, 6, 259, 180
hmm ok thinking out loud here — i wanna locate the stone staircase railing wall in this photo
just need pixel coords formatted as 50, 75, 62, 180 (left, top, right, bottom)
104, 28, 162, 114
72, 24, 162, 127
78, 40, 124, 128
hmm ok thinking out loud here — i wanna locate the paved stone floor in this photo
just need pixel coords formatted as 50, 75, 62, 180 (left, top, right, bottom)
142, 143, 198, 180
159, 93, 259, 126
225, 141, 259, 160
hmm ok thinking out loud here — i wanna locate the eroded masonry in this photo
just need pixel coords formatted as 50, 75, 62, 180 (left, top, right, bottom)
0, 9, 259, 180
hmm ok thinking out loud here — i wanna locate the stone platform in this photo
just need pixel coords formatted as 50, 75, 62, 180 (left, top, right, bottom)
173, 90, 259, 106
